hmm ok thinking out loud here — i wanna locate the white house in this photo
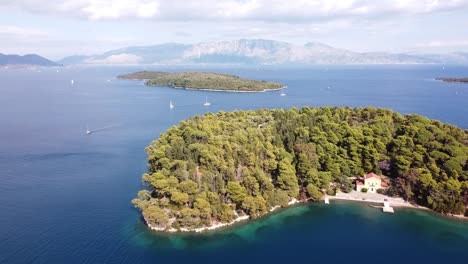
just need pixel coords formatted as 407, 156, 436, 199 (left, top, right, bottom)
356, 173, 388, 193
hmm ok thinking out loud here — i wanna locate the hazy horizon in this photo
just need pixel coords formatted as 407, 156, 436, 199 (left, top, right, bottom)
1, 0, 468, 60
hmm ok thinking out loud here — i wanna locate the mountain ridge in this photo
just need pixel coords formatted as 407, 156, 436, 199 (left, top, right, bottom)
0, 53, 60, 67
57, 39, 468, 65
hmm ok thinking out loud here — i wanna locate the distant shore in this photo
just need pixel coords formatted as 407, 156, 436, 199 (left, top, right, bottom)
118, 71, 285, 92
150, 84, 287, 93
435, 77, 468, 83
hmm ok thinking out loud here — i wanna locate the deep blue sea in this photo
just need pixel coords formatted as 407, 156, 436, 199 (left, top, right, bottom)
0, 65, 467, 264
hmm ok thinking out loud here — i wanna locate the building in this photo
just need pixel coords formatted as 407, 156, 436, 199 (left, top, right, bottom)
356, 173, 388, 193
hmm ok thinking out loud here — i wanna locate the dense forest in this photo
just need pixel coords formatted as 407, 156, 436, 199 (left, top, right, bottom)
132, 107, 468, 231
118, 71, 284, 91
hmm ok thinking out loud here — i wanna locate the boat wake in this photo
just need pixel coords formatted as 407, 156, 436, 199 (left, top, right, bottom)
86, 124, 120, 134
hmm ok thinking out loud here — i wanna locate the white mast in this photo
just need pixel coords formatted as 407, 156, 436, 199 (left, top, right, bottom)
204, 96, 211, 106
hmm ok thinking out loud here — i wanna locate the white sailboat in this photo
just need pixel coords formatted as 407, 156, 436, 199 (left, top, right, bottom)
170, 100, 174, 109
86, 124, 92, 134
71, 79, 74, 85
280, 89, 286, 96
203, 96, 211, 106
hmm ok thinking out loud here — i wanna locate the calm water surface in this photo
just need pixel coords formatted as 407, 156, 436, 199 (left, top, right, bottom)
0, 65, 467, 263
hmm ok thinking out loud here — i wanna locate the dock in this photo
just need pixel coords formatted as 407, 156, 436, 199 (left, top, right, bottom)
383, 207, 394, 213
369, 201, 394, 213
383, 201, 394, 213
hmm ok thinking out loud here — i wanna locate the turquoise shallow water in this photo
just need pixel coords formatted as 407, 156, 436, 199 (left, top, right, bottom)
127, 201, 468, 263
0, 65, 467, 263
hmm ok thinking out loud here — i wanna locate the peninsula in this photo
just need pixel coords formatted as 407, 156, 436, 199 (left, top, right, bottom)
436, 77, 468, 83
132, 107, 468, 233
118, 71, 284, 92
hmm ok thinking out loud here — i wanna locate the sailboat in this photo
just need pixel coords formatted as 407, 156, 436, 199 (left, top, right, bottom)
86, 124, 92, 134
71, 79, 74, 85
203, 96, 211, 106
280, 89, 286, 96
170, 100, 174, 109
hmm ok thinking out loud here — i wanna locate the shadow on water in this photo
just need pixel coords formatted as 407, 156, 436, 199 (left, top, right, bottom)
20, 151, 115, 161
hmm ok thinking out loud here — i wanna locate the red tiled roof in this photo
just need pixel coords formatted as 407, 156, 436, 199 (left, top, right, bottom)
356, 180, 364, 185
365, 172, 381, 179
381, 182, 389, 187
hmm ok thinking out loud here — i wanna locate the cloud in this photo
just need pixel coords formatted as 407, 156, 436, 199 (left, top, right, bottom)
0, 25, 50, 38
1, 0, 159, 20
415, 40, 468, 48
84, 53, 143, 64
81, 0, 159, 20
2, 0, 468, 21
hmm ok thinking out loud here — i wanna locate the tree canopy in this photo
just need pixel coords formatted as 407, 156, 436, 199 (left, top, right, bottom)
118, 71, 284, 92
133, 107, 468, 231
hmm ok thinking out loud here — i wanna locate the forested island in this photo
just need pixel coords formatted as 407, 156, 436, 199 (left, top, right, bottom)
132, 107, 468, 232
118, 71, 284, 92
436, 78, 468, 83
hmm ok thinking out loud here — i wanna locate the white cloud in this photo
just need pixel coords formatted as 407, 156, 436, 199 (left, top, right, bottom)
415, 40, 468, 48
392, 0, 468, 13
85, 53, 143, 64
1, 0, 159, 20
0, 26, 50, 38
2, 0, 468, 21
81, 0, 159, 20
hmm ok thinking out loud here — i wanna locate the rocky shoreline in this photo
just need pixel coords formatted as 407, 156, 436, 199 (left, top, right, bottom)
143, 194, 466, 234
144, 198, 302, 233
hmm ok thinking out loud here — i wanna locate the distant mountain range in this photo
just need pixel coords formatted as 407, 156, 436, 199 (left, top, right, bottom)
0, 53, 60, 67
58, 39, 468, 65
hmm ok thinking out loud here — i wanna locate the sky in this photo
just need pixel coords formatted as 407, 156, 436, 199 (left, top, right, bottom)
1, 0, 468, 59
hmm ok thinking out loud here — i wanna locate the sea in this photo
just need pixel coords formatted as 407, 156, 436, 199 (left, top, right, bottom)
0, 65, 467, 264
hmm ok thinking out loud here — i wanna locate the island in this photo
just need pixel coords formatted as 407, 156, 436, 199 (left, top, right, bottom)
132, 107, 468, 233
435, 77, 468, 83
117, 71, 285, 92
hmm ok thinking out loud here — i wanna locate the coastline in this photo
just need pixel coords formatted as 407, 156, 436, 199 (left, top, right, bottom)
145, 192, 466, 234
145, 84, 287, 93
146, 215, 251, 234
328, 191, 467, 220
434, 77, 468, 83
145, 198, 300, 234
118, 77, 286, 92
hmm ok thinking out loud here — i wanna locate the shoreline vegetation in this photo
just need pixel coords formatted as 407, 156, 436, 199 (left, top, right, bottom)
132, 107, 468, 233
435, 77, 468, 83
117, 71, 285, 92
145, 198, 302, 233
146, 193, 467, 234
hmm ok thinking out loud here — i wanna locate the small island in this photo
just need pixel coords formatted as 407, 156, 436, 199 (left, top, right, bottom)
132, 107, 468, 233
118, 71, 285, 92
436, 77, 468, 83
